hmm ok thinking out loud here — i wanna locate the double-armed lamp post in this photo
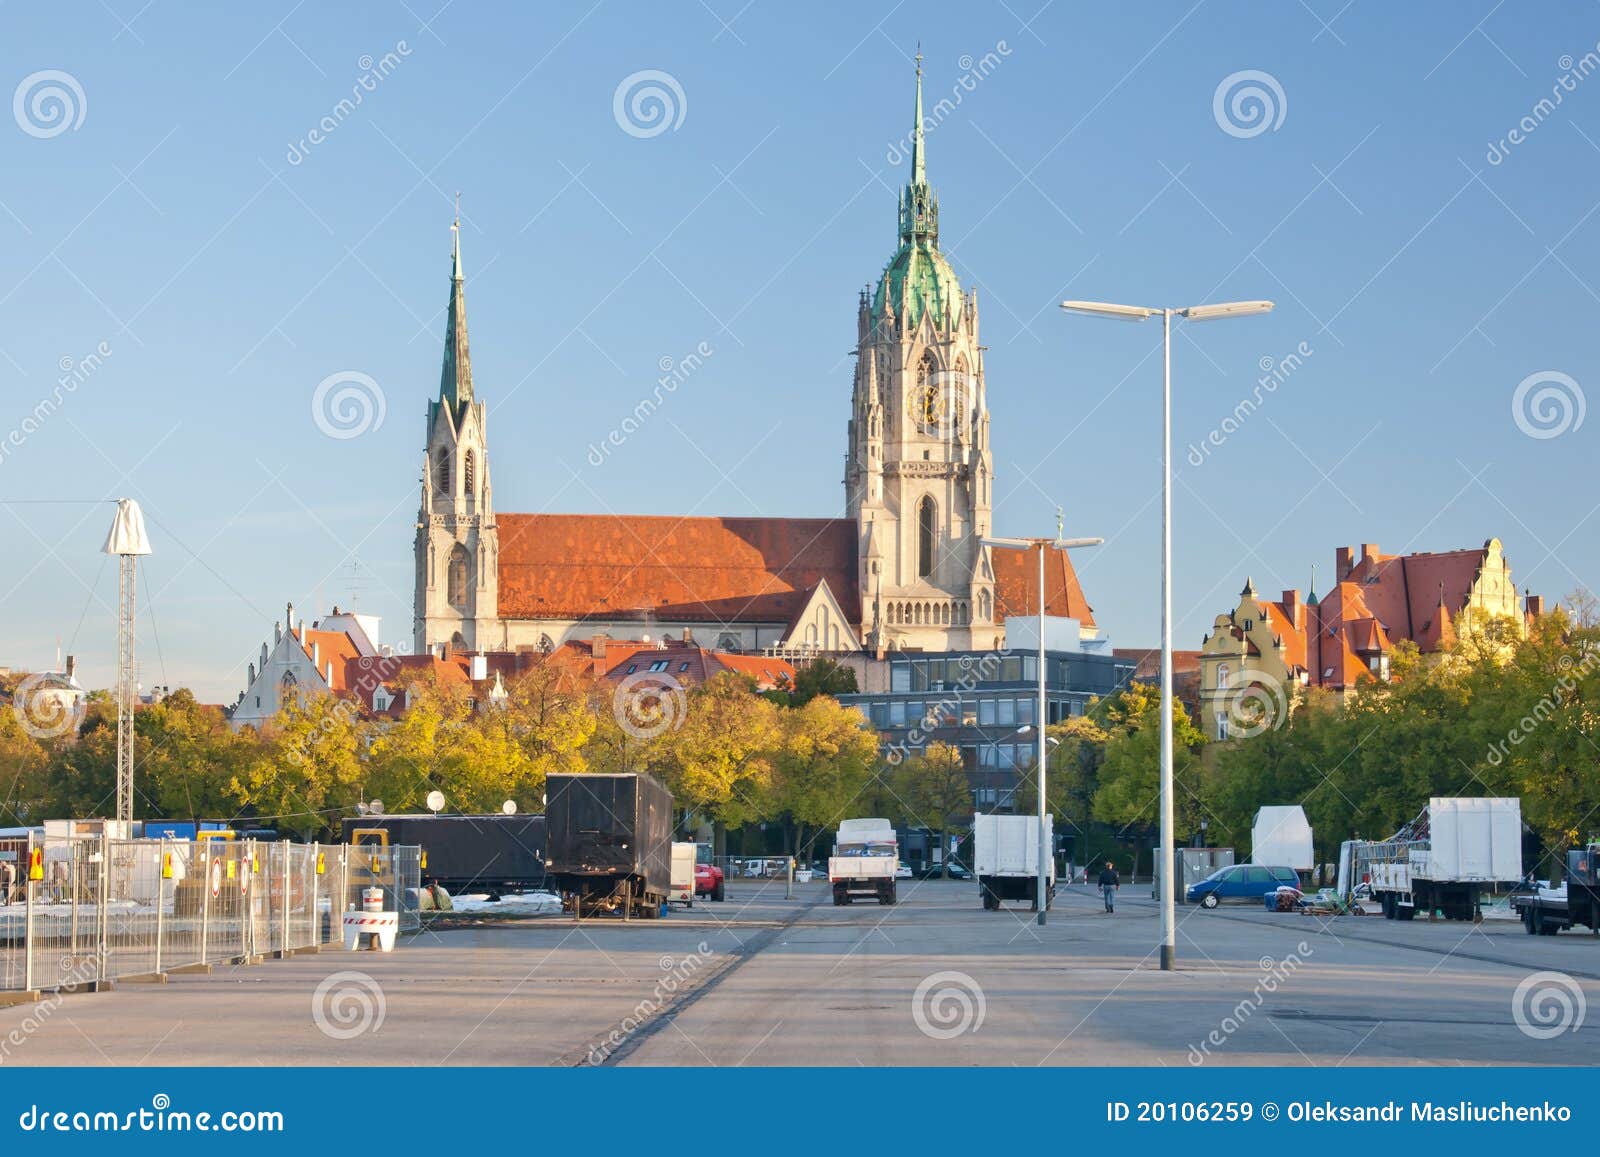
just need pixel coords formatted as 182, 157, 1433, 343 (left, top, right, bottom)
981, 531, 1103, 926
1058, 299, 1274, 968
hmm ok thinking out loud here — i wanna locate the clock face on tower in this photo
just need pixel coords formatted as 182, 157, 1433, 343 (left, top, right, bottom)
910, 383, 947, 435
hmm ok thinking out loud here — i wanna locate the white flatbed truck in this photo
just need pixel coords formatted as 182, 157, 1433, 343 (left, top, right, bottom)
829, 818, 898, 906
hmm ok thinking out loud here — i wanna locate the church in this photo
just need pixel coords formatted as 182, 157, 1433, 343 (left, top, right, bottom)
413, 63, 1099, 660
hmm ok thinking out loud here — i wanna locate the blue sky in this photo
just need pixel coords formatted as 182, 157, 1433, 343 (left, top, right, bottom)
2, 2, 1597, 702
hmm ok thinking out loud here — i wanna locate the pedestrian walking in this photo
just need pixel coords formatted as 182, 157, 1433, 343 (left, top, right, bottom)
1097, 861, 1120, 913
0, 858, 14, 906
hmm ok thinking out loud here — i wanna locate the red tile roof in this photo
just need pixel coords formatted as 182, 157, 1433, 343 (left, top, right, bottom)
495, 514, 859, 625
299, 629, 361, 690
992, 543, 1097, 628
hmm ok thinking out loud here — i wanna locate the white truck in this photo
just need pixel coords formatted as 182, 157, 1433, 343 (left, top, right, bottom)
669, 841, 697, 908
974, 814, 1054, 911
1348, 797, 1522, 922
829, 818, 898, 906
1251, 805, 1314, 873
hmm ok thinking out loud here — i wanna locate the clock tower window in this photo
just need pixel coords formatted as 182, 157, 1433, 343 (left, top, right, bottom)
917, 495, 937, 578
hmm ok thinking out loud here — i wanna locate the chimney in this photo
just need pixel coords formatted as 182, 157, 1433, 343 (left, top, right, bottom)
591, 633, 609, 679
1360, 543, 1379, 566
1335, 546, 1356, 581
64, 654, 76, 679
682, 626, 693, 645
1281, 590, 1302, 630
1526, 594, 1545, 618
311, 641, 320, 667
470, 653, 487, 681
325, 661, 334, 685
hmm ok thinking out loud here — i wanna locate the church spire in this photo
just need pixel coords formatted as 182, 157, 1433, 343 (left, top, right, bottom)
911, 44, 926, 186
898, 48, 938, 246
439, 196, 473, 414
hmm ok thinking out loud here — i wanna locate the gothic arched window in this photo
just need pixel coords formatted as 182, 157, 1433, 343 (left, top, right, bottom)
447, 544, 469, 608
464, 450, 475, 496
435, 448, 451, 494
917, 495, 937, 578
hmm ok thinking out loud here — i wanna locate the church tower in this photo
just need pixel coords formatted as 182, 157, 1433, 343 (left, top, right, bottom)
847, 55, 994, 652
414, 212, 499, 655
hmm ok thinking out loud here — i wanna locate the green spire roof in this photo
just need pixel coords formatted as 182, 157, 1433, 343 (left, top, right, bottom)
439, 209, 473, 415
873, 50, 962, 330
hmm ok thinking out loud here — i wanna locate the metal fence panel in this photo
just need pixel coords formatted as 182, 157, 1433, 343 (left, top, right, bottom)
0, 836, 419, 992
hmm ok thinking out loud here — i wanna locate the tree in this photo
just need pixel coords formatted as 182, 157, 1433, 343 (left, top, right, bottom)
769, 695, 880, 857
1092, 701, 1209, 843
771, 658, 858, 708
890, 742, 973, 876
232, 692, 364, 837
658, 673, 781, 827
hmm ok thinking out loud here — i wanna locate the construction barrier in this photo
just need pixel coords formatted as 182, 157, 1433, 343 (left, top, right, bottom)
0, 833, 421, 994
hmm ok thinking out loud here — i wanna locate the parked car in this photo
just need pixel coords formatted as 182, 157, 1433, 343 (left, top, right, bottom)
895, 861, 913, 879
1187, 864, 1300, 908
694, 861, 725, 901
919, 861, 971, 879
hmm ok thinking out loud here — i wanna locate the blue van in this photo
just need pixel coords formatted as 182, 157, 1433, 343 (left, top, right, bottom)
1187, 864, 1299, 907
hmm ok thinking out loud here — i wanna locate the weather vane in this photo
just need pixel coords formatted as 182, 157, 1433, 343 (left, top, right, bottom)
1055, 506, 1065, 544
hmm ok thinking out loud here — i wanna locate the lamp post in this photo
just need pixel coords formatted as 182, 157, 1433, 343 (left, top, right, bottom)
982, 532, 1103, 926
1059, 298, 1273, 969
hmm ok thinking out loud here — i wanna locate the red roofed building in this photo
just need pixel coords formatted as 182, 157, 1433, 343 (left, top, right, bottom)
411, 66, 1102, 662
1197, 539, 1541, 740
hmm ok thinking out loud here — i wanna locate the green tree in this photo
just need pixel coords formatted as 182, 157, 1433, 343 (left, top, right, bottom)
890, 742, 973, 876
769, 694, 880, 856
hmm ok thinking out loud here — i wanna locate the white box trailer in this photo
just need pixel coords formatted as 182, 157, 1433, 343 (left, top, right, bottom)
1363, 797, 1522, 922
828, 818, 898, 906
974, 814, 1054, 910
1152, 847, 1236, 901
669, 841, 696, 907
1251, 806, 1313, 873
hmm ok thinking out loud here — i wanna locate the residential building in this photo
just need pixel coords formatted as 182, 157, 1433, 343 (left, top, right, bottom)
1197, 539, 1542, 740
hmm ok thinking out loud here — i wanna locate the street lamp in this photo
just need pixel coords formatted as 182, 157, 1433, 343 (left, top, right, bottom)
983, 532, 1104, 926
1059, 297, 1273, 970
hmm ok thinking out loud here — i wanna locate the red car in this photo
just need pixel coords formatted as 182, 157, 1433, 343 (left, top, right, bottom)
694, 862, 725, 901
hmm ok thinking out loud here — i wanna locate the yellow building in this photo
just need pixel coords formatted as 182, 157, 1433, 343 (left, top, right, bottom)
1198, 539, 1539, 741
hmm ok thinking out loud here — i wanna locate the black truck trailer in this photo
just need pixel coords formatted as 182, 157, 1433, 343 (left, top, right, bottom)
339, 814, 547, 896
1512, 844, 1600, 935
545, 773, 674, 918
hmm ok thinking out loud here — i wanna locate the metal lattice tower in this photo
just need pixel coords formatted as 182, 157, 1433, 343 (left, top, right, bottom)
102, 499, 151, 825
